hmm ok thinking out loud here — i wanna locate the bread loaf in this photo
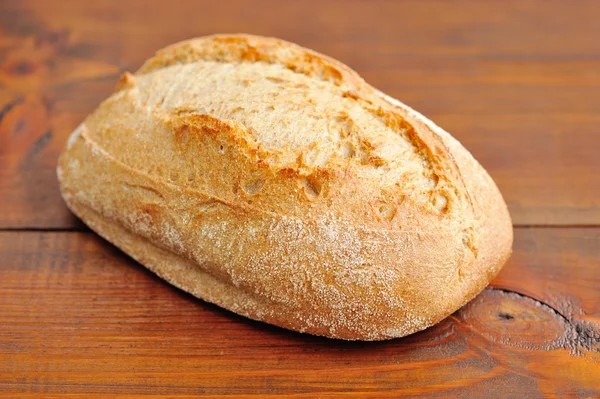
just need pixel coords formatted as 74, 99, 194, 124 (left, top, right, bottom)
57, 34, 512, 340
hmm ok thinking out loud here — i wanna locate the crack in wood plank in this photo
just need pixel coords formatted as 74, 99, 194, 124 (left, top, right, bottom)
470, 288, 600, 355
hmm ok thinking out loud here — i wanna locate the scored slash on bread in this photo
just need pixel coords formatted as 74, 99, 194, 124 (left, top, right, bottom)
57, 34, 512, 340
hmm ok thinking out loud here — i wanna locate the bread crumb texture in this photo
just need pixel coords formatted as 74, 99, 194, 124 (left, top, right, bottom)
58, 34, 513, 340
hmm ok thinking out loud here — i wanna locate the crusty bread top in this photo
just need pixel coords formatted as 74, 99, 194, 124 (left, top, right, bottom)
59, 34, 513, 339
86, 34, 472, 226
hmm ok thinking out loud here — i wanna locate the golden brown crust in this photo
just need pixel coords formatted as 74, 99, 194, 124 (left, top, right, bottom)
57, 34, 513, 340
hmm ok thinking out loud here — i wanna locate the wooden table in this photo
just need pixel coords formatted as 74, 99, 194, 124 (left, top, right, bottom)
1, 1, 599, 397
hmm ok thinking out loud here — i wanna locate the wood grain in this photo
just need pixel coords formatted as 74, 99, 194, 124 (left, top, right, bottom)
0, 229, 599, 397
1, 0, 600, 227
1, 1, 599, 397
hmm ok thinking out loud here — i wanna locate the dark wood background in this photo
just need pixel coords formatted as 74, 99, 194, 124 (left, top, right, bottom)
1, 1, 599, 397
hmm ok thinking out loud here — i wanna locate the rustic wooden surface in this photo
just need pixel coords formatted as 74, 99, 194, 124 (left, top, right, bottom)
1, 0, 599, 397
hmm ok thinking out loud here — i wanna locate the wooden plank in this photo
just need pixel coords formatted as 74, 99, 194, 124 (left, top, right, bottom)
494, 228, 600, 317
1, 0, 600, 228
0, 229, 598, 397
